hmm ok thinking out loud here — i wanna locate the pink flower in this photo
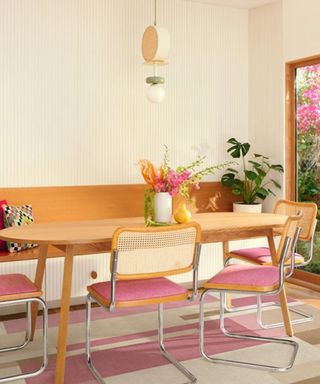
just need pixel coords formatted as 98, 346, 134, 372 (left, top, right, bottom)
300, 64, 320, 73
166, 169, 191, 196
297, 104, 320, 133
303, 87, 320, 104
154, 173, 166, 192
296, 64, 320, 133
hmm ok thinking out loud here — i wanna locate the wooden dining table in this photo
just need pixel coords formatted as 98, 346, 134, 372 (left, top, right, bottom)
0, 212, 290, 384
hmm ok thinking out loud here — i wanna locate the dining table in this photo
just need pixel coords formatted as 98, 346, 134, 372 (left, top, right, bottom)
0, 211, 290, 384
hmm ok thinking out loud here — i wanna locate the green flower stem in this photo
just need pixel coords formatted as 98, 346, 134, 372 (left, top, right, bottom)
144, 189, 155, 224
146, 219, 174, 227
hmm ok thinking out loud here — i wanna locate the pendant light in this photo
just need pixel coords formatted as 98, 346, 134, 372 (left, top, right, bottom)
141, 0, 170, 103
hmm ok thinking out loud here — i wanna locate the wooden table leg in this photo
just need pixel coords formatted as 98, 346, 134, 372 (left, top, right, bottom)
222, 241, 232, 308
267, 233, 278, 264
267, 232, 293, 337
54, 245, 75, 384
31, 244, 48, 341
222, 241, 230, 264
278, 286, 293, 337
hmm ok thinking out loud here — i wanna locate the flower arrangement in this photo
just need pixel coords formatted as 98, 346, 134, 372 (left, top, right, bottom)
138, 146, 230, 225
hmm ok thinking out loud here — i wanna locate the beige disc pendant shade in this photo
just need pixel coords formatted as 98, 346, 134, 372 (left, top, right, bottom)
142, 25, 170, 64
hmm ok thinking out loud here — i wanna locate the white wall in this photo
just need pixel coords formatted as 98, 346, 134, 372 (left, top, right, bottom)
0, 0, 248, 188
248, 0, 320, 209
283, 0, 320, 62
0, 0, 249, 304
248, 1, 283, 211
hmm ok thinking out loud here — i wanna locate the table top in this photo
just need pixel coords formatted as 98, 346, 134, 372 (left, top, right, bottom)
0, 212, 288, 245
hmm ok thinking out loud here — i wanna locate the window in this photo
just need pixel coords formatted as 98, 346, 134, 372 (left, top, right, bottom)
286, 55, 320, 282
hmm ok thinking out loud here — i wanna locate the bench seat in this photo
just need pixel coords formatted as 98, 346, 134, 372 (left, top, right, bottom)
0, 245, 65, 262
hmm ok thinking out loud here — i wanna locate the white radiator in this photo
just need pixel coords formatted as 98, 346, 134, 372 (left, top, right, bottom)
44, 253, 110, 306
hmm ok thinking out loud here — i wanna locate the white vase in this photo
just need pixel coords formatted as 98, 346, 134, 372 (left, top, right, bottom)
233, 202, 262, 213
154, 192, 172, 223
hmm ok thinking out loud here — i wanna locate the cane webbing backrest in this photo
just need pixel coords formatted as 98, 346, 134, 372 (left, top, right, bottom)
111, 223, 201, 279
274, 200, 317, 241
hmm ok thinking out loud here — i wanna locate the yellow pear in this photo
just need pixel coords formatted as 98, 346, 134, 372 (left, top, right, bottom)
174, 203, 192, 224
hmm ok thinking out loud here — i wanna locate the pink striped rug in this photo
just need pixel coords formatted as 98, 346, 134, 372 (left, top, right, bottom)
1, 295, 319, 384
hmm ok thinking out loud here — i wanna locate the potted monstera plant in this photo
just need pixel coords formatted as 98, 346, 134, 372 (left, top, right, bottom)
221, 138, 284, 212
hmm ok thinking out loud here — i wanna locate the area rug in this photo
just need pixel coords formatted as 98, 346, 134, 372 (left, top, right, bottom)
1, 294, 320, 384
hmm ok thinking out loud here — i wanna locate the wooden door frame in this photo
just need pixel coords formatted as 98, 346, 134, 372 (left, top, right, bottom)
286, 54, 320, 287
285, 54, 320, 200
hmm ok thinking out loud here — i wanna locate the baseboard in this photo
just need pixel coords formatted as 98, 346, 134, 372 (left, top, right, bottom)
288, 270, 320, 292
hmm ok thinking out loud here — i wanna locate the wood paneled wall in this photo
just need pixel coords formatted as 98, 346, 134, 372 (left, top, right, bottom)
0, 182, 238, 224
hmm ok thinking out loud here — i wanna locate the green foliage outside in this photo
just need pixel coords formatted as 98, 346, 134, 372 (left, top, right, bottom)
296, 64, 320, 274
298, 233, 320, 274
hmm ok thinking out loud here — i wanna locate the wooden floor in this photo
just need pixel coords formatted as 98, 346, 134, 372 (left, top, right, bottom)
286, 282, 320, 309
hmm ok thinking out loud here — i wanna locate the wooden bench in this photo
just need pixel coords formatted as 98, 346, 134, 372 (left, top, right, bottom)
0, 182, 237, 262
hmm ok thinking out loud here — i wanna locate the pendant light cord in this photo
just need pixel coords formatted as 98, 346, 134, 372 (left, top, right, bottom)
154, 0, 157, 26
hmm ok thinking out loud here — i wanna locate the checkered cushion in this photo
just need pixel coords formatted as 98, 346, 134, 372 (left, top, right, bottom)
0, 199, 7, 251
2, 204, 38, 253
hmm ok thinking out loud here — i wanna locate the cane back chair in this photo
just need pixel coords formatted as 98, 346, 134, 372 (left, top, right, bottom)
0, 274, 48, 383
200, 213, 301, 371
85, 223, 202, 384
224, 200, 317, 328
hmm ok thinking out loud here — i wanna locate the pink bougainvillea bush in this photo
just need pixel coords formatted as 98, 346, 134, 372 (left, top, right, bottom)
296, 64, 320, 202
296, 64, 320, 133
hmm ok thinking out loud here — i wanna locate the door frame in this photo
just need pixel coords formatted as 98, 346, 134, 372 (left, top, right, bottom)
286, 54, 320, 287
285, 54, 320, 201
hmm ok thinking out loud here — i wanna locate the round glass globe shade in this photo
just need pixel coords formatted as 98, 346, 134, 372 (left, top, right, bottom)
146, 84, 165, 103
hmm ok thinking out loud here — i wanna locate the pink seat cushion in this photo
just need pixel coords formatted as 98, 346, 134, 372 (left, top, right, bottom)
230, 247, 273, 264
88, 277, 188, 303
230, 247, 304, 265
204, 264, 280, 290
0, 274, 38, 297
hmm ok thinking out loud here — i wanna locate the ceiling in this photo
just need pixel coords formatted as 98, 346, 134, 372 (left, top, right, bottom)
186, 0, 277, 9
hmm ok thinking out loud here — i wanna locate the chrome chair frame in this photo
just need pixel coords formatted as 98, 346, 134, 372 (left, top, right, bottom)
200, 235, 299, 371
224, 220, 317, 328
85, 234, 202, 384
86, 297, 197, 384
0, 297, 48, 383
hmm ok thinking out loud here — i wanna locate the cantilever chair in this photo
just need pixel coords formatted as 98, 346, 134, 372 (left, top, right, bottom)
85, 223, 202, 384
200, 213, 301, 371
224, 200, 317, 328
0, 274, 48, 383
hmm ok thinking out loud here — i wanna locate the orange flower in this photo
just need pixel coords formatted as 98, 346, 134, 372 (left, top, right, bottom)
138, 160, 157, 188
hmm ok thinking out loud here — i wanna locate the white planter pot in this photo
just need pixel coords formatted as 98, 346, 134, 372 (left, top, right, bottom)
154, 192, 172, 223
233, 202, 262, 213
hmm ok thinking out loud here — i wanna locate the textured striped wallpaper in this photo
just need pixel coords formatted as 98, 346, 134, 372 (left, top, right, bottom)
248, 1, 284, 212
0, 0, 249, 303
0, 0, 248, 187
